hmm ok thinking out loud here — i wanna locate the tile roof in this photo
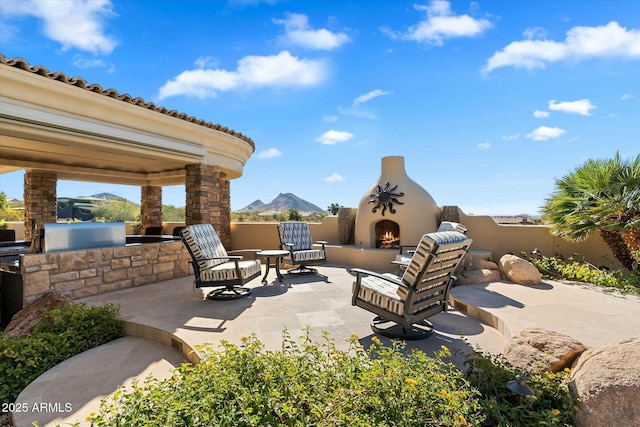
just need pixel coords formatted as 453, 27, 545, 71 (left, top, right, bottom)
0, 55, 255, 151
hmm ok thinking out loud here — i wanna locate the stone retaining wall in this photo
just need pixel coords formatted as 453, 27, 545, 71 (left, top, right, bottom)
21, 241, 192, 305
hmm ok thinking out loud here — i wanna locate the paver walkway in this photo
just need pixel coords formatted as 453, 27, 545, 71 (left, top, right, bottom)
12, 265, 640, 427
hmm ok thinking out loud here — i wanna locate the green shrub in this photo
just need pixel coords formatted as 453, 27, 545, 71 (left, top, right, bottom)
464, 349, 578, 426
88, 330, 483, 426
0, 303, 123, 404
523, 252, 640, 295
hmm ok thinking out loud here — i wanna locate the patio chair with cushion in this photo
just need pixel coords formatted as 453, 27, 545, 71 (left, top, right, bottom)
351, 230, 472, 340
277, 221, 327, 274
394, 221, 468, 268
181, 224, 262, 300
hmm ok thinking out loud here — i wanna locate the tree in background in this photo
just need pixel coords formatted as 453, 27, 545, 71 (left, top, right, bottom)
92, 200, 140, 222
0, 192, 23, 222
288, 208, 302, 221
327, 203, 342, 215
162, 205, 185, 222
542, 152, 639, 271
0, 192, 9, 210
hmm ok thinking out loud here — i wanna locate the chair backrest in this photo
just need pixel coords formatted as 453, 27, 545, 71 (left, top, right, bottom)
437, 221, 467, 234
181, 224, 229, 270
278, 222, 313, 251
401, 231, 471, 290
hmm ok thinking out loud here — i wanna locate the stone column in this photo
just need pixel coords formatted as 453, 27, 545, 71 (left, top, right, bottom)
141, 185, 163, 233
23, 170, 57, 241
185, 164, 231, 248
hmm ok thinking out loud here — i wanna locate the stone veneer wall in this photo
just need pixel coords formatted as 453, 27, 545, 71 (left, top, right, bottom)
185, 164, 231, 248
141, 185, 163, 233
23, 170, 57, 241
20, 241, 192, 305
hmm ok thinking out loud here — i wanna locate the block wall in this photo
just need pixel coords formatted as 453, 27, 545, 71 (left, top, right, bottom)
20, 241, 192, 305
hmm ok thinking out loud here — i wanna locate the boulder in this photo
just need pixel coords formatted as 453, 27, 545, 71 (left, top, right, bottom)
3, 292, 73, 338
503, 327, 586, 373
456, 269, 502, 285
499, 254, 542, 284
470, 259, 499, 270
570, 338, 640, 427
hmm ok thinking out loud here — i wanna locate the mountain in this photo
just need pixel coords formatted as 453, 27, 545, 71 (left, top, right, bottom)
90, 193, 132, 202
238, 199, 266, 212
237, 193, 325, 215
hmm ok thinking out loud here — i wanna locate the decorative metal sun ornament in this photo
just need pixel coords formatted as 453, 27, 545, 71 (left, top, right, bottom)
368, 182, 404, 216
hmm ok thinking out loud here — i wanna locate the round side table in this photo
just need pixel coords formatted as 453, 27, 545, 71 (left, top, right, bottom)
256, 250, 289, 284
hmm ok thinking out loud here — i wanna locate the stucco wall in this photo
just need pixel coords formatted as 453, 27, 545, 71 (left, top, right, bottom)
457, 211, 625, 271
228, 212, 625, 272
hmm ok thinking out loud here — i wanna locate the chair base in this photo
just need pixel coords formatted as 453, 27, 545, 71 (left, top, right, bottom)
206, 286, 252, 301
286, 266, 318, 274
370, 316, 434, 340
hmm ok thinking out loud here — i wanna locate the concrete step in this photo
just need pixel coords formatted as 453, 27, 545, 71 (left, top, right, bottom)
13, 336, 186, 427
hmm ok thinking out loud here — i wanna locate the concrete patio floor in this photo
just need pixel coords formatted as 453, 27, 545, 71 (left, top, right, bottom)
12, 264, 640, 427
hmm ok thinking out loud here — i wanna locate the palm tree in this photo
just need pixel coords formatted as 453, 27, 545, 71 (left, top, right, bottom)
542, 152, 640, 272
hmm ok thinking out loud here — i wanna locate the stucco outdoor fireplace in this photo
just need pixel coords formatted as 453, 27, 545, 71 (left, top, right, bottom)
354, 156, 440, 248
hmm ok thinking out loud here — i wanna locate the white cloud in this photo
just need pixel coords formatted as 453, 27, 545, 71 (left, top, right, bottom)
391, 0, 492, 45
353, 89, 390, 106
621, 93, 634, 100
502, 134, 520, 140
315, 130, 354, 145
548, 99, 596, 116
484, 21, 640, 72
194, 56, 219, 69
477, 142, 490, 150
1, 0, 117, 54
323, 173, 345, 183
158, 51, 327, 99
72, 56, 107, 69
526, 126, 566, 141
523, 27, 548, 40
273, 13, 350, 50
257, 148, 282, 159
533, 110, 550, 118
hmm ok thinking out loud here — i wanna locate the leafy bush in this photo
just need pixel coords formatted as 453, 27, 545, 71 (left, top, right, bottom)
0, 208, 23, 222
0, 303, 123, 404
92, 200, 140, 222
522, 252, 640, 295
464, 349, 578, 427
88, 330, 483, 426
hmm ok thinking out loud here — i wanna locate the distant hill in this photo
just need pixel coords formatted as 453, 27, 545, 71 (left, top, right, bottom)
240, 199, 266, 212
90, 192, 131, 202
237, 193, 325, 215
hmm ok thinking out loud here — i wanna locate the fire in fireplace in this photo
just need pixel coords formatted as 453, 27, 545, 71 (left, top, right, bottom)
375, 220, 399, 249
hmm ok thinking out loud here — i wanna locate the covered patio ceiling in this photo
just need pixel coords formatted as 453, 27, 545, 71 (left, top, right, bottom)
0, 56, 255, 187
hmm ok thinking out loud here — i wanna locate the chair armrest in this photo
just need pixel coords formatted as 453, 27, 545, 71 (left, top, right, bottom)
350, 268, 404, 286
313, 241, 327, 249
228, 249, 261, 259
202, 255, 243, 261
398, 245, 416, 255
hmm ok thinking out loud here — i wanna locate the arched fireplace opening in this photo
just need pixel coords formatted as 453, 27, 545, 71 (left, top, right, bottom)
375, 220, 399, 249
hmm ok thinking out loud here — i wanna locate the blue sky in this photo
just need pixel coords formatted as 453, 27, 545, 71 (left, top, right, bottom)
1, 0, 639, 215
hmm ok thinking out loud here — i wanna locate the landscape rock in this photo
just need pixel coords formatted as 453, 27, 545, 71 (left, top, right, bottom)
570, 338, 640, 427
470, 259, 499, 270
499, 254, 542, 284
456, 269, 502, 285
503, 327, 586, 373
3, 292, 73, 338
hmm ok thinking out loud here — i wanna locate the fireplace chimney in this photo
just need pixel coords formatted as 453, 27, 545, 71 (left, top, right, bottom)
354, 156, 439, 248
